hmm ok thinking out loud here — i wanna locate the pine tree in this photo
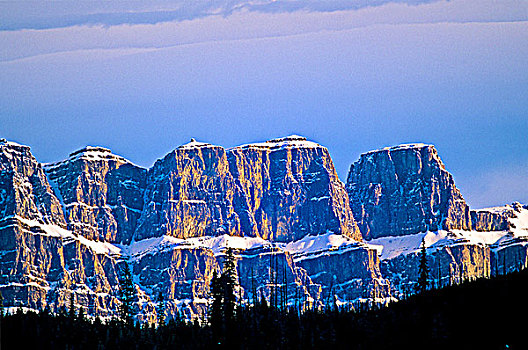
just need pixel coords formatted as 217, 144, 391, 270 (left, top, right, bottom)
223, 247, 237, 323
69, 293, 76, 320
78, 306, 85, 321
210, 270, 224, 344
223, 248, 238, 346
0, 289, 4, 318
417, 239, 429, 293
118, 261, 136, 325
156, 291, 166, 327
209, 248, 239, 346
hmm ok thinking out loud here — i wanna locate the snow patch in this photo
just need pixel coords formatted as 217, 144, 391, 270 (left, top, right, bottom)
231, 135, 322, 152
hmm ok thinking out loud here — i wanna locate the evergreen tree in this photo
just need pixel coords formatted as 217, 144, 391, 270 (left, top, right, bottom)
223, 247, 238, 325
0, 289, 4, 318
209, 248, 239, 345
210, 270, 224, 344
156, 291, 166, 327
69, 293, 76, 320
78, 306, 85, 321
417, 239, 429, 293
118, 261, 136, 325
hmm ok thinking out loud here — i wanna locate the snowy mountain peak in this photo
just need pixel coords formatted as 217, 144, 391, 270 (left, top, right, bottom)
44, 145, 134, 169
0, 138, 30, 150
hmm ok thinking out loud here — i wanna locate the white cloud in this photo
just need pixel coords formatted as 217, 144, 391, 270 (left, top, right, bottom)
1, 0, 527, 62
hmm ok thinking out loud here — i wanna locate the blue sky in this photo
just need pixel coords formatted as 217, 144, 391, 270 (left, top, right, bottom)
1, 0, 527, 208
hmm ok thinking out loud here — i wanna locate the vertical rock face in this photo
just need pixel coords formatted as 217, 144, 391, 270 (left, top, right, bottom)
470, 209, 512, 232
0, 141, 122, 317
228, 136, 361, 242
135, 136, 361, 243
44, 146, 147, 244
382, 242, 492, 296
0, 140, 65, 226
134, 140, 241, 241
346, 144, 472, 240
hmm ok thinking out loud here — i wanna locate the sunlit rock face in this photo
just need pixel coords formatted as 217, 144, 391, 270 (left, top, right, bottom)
0, 140, 65, 226
0, 141, 122, 318
228, 136, 362, 242
44, 146, 147, 244
470, 209, 512, 232
134, 140, 242, 241
346, 144, 472, 240
135, 136, 361, 243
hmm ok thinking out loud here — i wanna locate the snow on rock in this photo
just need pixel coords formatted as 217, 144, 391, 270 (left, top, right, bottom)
127, 234, 269, 258
176, 138, 217, 150
281, 231, 361, 256
15, 215, 122, 256
231, 135, 322, 151
44, 146, 138, 169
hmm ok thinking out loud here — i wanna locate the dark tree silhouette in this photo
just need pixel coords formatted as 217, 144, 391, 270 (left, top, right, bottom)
156, 291, 166, 327
118, 261, 136, 325
209, 248, 238, 345
417, 238, 429, 293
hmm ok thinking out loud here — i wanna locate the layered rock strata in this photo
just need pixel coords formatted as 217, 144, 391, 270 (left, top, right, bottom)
346, 144, 472, 240
44, 146, 146, 244
228, 136, 361, 242
134, 140, 241, 241
0, 137, 384, 322
3, 136, 524, 322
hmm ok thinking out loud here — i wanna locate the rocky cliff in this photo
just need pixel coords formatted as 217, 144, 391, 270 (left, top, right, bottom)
1, 136, 526, 322
228, 136, 361, 242
134, 140, 241, 241
346, 144, 472, 240
0, 140, 123, 319
44, 146, 147, 244
0, 136, 385, 322
346, 143, 527, 297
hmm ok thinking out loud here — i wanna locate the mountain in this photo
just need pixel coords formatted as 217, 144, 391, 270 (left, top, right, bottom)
346, 143, 472, 239
0, 137, 525, 322
346, 143, 528, 296
0, 136, 388, 321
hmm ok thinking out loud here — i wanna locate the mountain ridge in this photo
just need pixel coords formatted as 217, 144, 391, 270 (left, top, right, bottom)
0, 136, 525, 322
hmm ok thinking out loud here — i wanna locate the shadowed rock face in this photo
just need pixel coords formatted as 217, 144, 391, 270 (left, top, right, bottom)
44, 146, 147, 244
346, 144, 472, 240
382, 242, 492, 296
228, 136, 361, 242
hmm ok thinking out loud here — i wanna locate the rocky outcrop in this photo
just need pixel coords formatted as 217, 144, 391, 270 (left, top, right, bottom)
382, 241, 491, 296
135, 136, 361, 243
5, 136, 525, 323
0, 140, 65, 226
294, 245, 390, 301
0, 136, 380, 322
228, 136, 361, 242
44, 146, 147, 244
134, 140, 241, 241
346, 144, 472, 240
471, 209, 512, 232
0, 141, 123, 317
